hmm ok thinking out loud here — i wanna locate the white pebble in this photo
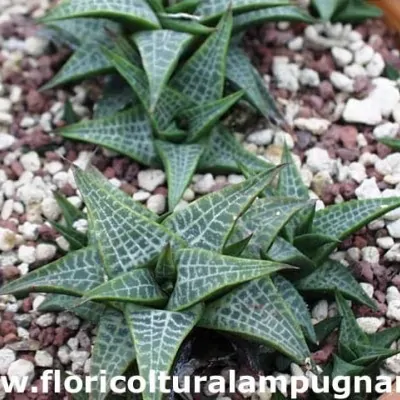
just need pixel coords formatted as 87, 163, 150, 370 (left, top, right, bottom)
0, 133, 15, 151
311, 300, 328, 322
356, 317, 384, 334
366, 52, 385, 78
7, 359, 35, 386
361, 246, 380, 264
0, 349, 16, 375
35, 243, 57, 262
137, 169, 166, 192
360, 282, 374, 298
36, 313, 56, 327
0, 228, 16, 252
34, 350, 53, 367
20, 151, 41, 172
331, 46, 353, 66
355, 178, 381, 200
330, 71, 354, 92
41, 197, 61, 221
384, 243, 400, 262
133, 190, 150, 202
387, 219, 400, 239
194, 174, 215, 194
146, 194, 166, 214
305, 148, 334, 174
17, 245, 36, 264
344, 63, 367, 78
299, 68, 320, 87
343, 98, 382, 125
246, 129, 273, 146
387, 300, 400, 322
354, 45, 374, 65
373, 123, 399, 140
288, 37, 303, 51
294, 118, 331, 136
378, 237, 395, 250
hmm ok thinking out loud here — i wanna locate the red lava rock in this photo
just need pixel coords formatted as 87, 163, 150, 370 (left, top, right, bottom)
354, 76, 373, 96
154, 186, 168, 196
0, 220, 18, 232
0, 320, 17, 336
103, 167, 115, 178
376, 142, 392, 158
10, 161, 24, 177
53, 327, 73, 346
21, 130, 52, 149
20, 354, 35, 363
336, 148, 359, 162
312, 343, 335, 364
26, 90, 47, 114
337, 126, 358, 149
38, 328, 55, 347
3, 333, 19, 344
353, 235, 368, 249
311, 54, 335, 77
60, 183, 76, 197
2, 265, 20, 280
319, 80, 335, 100
112, 158, 130, 178
29, 325, 41, 340
354, 261, 374, 283
339, 181, 357, 200
124, 163, 140, 182
119, 183, 137, 195
38, 225, 58, 241
22, 297, 33, 313
14, 395, 30, 400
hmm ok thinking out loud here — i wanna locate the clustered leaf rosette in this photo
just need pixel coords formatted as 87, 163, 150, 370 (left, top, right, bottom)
38, 0, 316, 210
3, 148, 400, 400
310, 0, 382, 22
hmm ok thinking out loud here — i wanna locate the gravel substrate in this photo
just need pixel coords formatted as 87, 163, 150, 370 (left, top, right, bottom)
1, 0, 400, 398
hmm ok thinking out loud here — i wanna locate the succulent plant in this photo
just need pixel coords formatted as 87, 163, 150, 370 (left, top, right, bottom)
2, 147, 400, 399
38, 1, 316, 210
311, 0, 382, 22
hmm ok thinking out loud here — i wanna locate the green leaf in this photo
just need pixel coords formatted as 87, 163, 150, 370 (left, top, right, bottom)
195, 0, 289, 20
352, 344, 399, 367
293, 233, 339, 256
163, 166, 280, 252
233, 6, 315, 31
379, 138, 400, 151
94, 76, 135, 118
335, 292, 369, 347
133, 30, 191, 110
104, 48, 188, 132
0, 246, 104, 297
62, 99, 79, 124
278, 143, 309, 199
50, 221, 87, 251
369, 326, 400, 348
41, 39, 113, 89
38, 294, 105, 324
59, 108, 158, 166
333, 0, 382, 22
199, 277, 310, 363
273, 275, 316, 343
223, 234, 253, 256
312, 197, 400, 262
166, 0, 200, 13
171, 9, 232, 105
41, 0, 160, 28
44, 17, 121, 45
228, 197, 309, 258
84, 268, 167, 305
313, 198, 400, 240
314, 316, 341, 344
226, 45, 283, 122
331, 355, 365, 379
311, 0, 343, 20
91, 309, 135, 400
296, 260, 377, 310
384, 63, 400, 81
184, 91, 244, 142
155, 141, 204, 210
199, 126, 273, 173
53, 191, 85, 227
167, 248, 288, 311
74, 167, 183, 277
159, 16, 216, 35
267, 237, 316, 276
125, 303, 203, 400
155, 244, 176, 292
